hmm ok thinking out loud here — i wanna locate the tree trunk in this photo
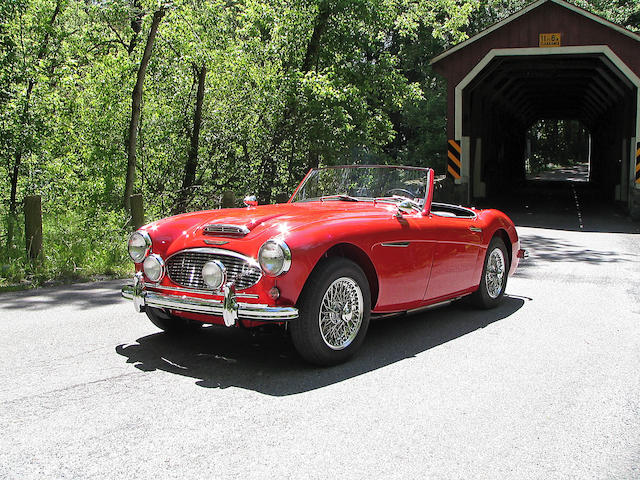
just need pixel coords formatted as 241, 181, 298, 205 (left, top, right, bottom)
123, 8, 165, 211
6, 1, 61, 250
173, 64, 206, 215
301, 1, 330, 72
8, 1, 61, 217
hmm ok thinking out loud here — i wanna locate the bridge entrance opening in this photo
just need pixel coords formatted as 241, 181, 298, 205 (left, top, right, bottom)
430, 0, 640, 216
525, 119, 590, 183
463, 52, 637, 204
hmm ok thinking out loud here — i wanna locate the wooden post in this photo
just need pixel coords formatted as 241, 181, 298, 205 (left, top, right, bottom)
130, 194, 145, 229
221, 191, 235, 208
24, 195, 42, 260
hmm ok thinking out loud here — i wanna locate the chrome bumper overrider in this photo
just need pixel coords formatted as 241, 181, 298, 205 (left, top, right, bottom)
121, 273, 298, 326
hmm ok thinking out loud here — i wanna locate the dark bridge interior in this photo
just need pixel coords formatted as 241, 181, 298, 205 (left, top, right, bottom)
463, 53, 637, 202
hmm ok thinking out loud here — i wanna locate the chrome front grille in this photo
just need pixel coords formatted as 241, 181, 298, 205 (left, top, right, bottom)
166, 249, 262, 291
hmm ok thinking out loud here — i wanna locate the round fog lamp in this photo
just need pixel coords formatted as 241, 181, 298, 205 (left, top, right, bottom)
268, 287, 280, 300
202, 260, 226, 290
143, 254, 165, 283
128, 231, 151, 263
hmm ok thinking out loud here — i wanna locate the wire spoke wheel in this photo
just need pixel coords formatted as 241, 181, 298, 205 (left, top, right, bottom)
291, 258, 371, 365
318, 277, 364, 350
485, 248, 505, 299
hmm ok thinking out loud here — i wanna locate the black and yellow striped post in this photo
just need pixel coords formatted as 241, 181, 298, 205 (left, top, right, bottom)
636, 142, 640, 185
447, 139, 461, 180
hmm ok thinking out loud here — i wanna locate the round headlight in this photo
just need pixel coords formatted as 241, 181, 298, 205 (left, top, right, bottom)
143, 254, 165, 283
128, 231, 151, 263
202, 260, 226, 290
258, 239, 291, 276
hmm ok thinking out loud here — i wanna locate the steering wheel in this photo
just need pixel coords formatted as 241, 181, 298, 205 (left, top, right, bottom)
385, 188, 416, 200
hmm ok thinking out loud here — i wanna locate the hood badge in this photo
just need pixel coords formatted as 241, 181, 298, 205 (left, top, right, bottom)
204, 239, 229, 246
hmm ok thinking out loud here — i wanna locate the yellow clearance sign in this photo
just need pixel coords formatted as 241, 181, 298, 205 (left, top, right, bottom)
539, 33, 562, 47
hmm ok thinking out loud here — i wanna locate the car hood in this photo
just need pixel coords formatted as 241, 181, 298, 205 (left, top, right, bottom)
141, 201, 400, 257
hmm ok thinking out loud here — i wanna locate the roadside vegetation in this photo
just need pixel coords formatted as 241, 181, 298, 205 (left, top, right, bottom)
1, 0, 638, 288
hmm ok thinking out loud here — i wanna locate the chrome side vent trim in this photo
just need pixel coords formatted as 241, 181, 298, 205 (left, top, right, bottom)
202, 224, 250, 236
381, 241, 410, 247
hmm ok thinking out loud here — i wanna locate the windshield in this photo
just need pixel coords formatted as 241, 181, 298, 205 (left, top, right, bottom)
291, 165, 430, 205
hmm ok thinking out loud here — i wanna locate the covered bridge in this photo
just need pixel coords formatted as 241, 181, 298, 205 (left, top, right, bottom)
431, 0, 640, 215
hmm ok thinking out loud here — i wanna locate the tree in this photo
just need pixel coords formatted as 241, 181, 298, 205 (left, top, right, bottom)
3, 0, 62, 248
173, 63, 206, 214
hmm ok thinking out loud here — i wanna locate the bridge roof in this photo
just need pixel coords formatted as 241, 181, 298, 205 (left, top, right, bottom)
431, 0, 640, 66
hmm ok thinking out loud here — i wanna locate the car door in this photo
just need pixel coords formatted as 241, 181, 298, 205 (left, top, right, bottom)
420, 213, 483, 301
369, 215, 436, 311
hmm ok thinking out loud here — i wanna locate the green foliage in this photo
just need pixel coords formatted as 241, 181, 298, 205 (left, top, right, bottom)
0, 0, 632, 286
526, 120, 590, 174
1, 210, 131, 288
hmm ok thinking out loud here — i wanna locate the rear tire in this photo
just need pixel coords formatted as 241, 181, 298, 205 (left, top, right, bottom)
145, 307, 202, 335
290, 258, 371, 366
470, 237, 509, 309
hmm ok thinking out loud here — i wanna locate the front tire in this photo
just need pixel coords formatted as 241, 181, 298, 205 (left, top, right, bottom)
290, 258, 371, 366
470, 236, 509, 309
145, 307, 202, 335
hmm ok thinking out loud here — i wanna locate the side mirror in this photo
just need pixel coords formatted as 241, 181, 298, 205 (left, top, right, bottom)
394, 200, 415, 218
243, 195, 258, 208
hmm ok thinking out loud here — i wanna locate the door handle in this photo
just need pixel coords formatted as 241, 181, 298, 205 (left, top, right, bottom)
469, 227, 482, 233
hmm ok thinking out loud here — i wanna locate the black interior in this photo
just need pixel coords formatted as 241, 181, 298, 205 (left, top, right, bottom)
463, 53, 637, 201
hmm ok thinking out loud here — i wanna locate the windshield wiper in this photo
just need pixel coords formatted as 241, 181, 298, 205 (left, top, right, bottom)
320, 194, 359, 202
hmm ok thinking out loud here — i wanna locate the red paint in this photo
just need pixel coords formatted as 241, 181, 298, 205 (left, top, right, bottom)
136, 169, 521, 325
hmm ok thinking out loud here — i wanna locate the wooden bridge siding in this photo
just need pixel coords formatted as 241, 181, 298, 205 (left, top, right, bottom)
433, 2, 640, 138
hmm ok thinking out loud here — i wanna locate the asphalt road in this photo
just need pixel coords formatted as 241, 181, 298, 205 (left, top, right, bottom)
1, 183, 639, 479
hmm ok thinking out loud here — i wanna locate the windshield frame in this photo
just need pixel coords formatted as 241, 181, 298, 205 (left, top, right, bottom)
288, 164, 434, 215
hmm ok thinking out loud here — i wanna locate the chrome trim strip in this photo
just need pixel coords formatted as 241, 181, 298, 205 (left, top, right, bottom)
381, 241, 410, 247
143, 282, 260, 299
406, 299, 455, 314
122, 284, 298, 321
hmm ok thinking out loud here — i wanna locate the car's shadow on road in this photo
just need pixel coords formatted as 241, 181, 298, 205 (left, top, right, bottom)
115, 295, 526, 396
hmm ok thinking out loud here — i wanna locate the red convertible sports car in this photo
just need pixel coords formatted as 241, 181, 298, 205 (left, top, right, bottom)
122, 165, 524, 365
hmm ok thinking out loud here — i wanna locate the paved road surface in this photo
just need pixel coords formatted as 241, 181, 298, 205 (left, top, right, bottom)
527, 162, 589, 182
1, 183, 639, 479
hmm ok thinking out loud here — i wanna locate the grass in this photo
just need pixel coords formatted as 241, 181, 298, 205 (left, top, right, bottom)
0, 209, 133, 291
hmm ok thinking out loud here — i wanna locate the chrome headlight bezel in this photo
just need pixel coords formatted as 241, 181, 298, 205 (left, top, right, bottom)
202, 260, 227, 290
258, 238, 291, 277
128, 231, 152, 263
142, 254, 165, 283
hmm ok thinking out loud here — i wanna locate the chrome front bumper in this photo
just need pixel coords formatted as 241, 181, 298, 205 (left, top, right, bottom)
121, 273, 298, 326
